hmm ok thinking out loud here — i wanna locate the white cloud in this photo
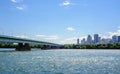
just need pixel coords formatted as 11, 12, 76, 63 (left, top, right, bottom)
11, 0, 17, 3
60, 36, 87, 44
16, 6, 24, 10
16, 35, 28, 38
66, 27, 75, 31
100, 35, 110, 39
63, 1, 70, 6
36, 34, 46, 37
35, 34, 59, 41
108, 30, 120, 37
60, 37, 77, 44
45, 35, 59, 40
100, 28, 120, 39
60, 1, 72, 7
60, 0, 87, 8
11, 0, 23, 3
10, 0, 26, 11
14, 34, 58, 43
16, 5, 26, 10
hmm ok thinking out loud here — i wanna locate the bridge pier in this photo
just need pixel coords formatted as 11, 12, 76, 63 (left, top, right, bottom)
41, 45, 51, 50
51, 46, 61, 49
16, 43, 31, 51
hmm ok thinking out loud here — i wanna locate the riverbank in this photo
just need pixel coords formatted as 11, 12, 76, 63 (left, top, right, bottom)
0, 43, 120, 49
64, 43, 120, 49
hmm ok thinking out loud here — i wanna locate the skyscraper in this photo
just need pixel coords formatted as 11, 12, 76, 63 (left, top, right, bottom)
94, 34, 99, 44
81, 38, 86, 44
112, 35, 118, 43
77, 38, 79, 44
87, 35, 92, 44
98, 37, 101, 43
118, 36, 120, 42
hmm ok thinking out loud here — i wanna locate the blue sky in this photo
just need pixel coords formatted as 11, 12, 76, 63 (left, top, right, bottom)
0, 0, 120, 44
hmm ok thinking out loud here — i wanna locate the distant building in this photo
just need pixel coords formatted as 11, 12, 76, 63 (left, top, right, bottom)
81, 38, 86, 44
98, 37, 101, 42
101, 38, 105, 44
77, 38, 79, 44
94, 34, 99, 44
78, 34, 120, 45
118, 36, 120, 42
87, 35, 92, 44
112, 35, 118, 43
100, 38, 112, 44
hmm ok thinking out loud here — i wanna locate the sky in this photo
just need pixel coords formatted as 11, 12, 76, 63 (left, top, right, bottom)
0, 0, 120, 44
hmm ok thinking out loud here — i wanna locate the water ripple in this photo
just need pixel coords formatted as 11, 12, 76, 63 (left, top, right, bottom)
0, 49, 120, 74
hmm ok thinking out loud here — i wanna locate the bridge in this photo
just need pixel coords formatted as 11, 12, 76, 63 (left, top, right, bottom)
0, 35, 62, 51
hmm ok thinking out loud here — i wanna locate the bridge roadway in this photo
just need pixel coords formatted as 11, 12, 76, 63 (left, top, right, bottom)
0, 35, 62, 51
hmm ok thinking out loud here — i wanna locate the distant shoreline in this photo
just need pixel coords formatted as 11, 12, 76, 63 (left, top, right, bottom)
64, 43, 120, 49
0, 43, 120, 49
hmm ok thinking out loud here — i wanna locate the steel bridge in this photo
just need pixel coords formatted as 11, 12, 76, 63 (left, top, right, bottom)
0, 35, 62, 51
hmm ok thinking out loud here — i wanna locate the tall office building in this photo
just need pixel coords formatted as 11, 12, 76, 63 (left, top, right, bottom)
112, 35, 118, 43
87, 35, 92, 44
94, 34, 99, 44
81, 38, 86, 44
77, 38, 79, 44
98, 37, 101, 43
118, 36, 120, 42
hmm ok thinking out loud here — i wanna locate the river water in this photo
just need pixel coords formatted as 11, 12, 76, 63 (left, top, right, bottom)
0, 49, 120, 74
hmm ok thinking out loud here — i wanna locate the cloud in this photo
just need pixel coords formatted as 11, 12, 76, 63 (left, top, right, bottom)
100, 35, 110, 39
16, 5, 26, 10
11, 0, 23, 3
16, 35, 28, 38
63, 1, 70, 6
36, 34, 46, 37
108, 30, 120, 37
66, 27, 75, 31
60, 37, 77, 44
16, 6, 24, 10
100, 27, 120, 39
60, 36, 87, 44
10, 0, 26, 11
15, 34, 58, 42
11, 0, 17, 3
45, 35, 59, 40
60, 0, 72, 7
35, 34, 59, 41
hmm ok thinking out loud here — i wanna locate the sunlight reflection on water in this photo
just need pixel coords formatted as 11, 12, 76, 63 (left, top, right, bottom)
0, 49, 120, 74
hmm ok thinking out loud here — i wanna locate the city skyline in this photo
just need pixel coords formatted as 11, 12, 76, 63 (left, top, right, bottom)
78, 34, 120, 45
0, 0, 120, 44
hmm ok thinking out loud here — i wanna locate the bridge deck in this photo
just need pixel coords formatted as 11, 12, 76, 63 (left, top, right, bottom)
0, 35, 60, 46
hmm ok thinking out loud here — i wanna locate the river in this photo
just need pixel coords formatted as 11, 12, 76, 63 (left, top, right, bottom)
0, 48, 120, 74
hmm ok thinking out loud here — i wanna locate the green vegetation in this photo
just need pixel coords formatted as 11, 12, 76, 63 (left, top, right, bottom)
64, 43, 120, 49
31, 45, 44, 48
0, 43, 120, 49
0, 43, 44, 48
0, 43, 54, 49
0, 43, 17, 48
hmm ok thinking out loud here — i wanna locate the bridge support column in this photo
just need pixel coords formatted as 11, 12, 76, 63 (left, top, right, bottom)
16, 43, 31, 51
41, 45, 51, 50
51, 46, 60, 49
24, 43, 31, 51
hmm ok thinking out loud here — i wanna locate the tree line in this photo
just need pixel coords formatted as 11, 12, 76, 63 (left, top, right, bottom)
0, 43, 120, 49
64, 43, 120, 49
0, 43, 58, 49
0, 43, 44, 48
